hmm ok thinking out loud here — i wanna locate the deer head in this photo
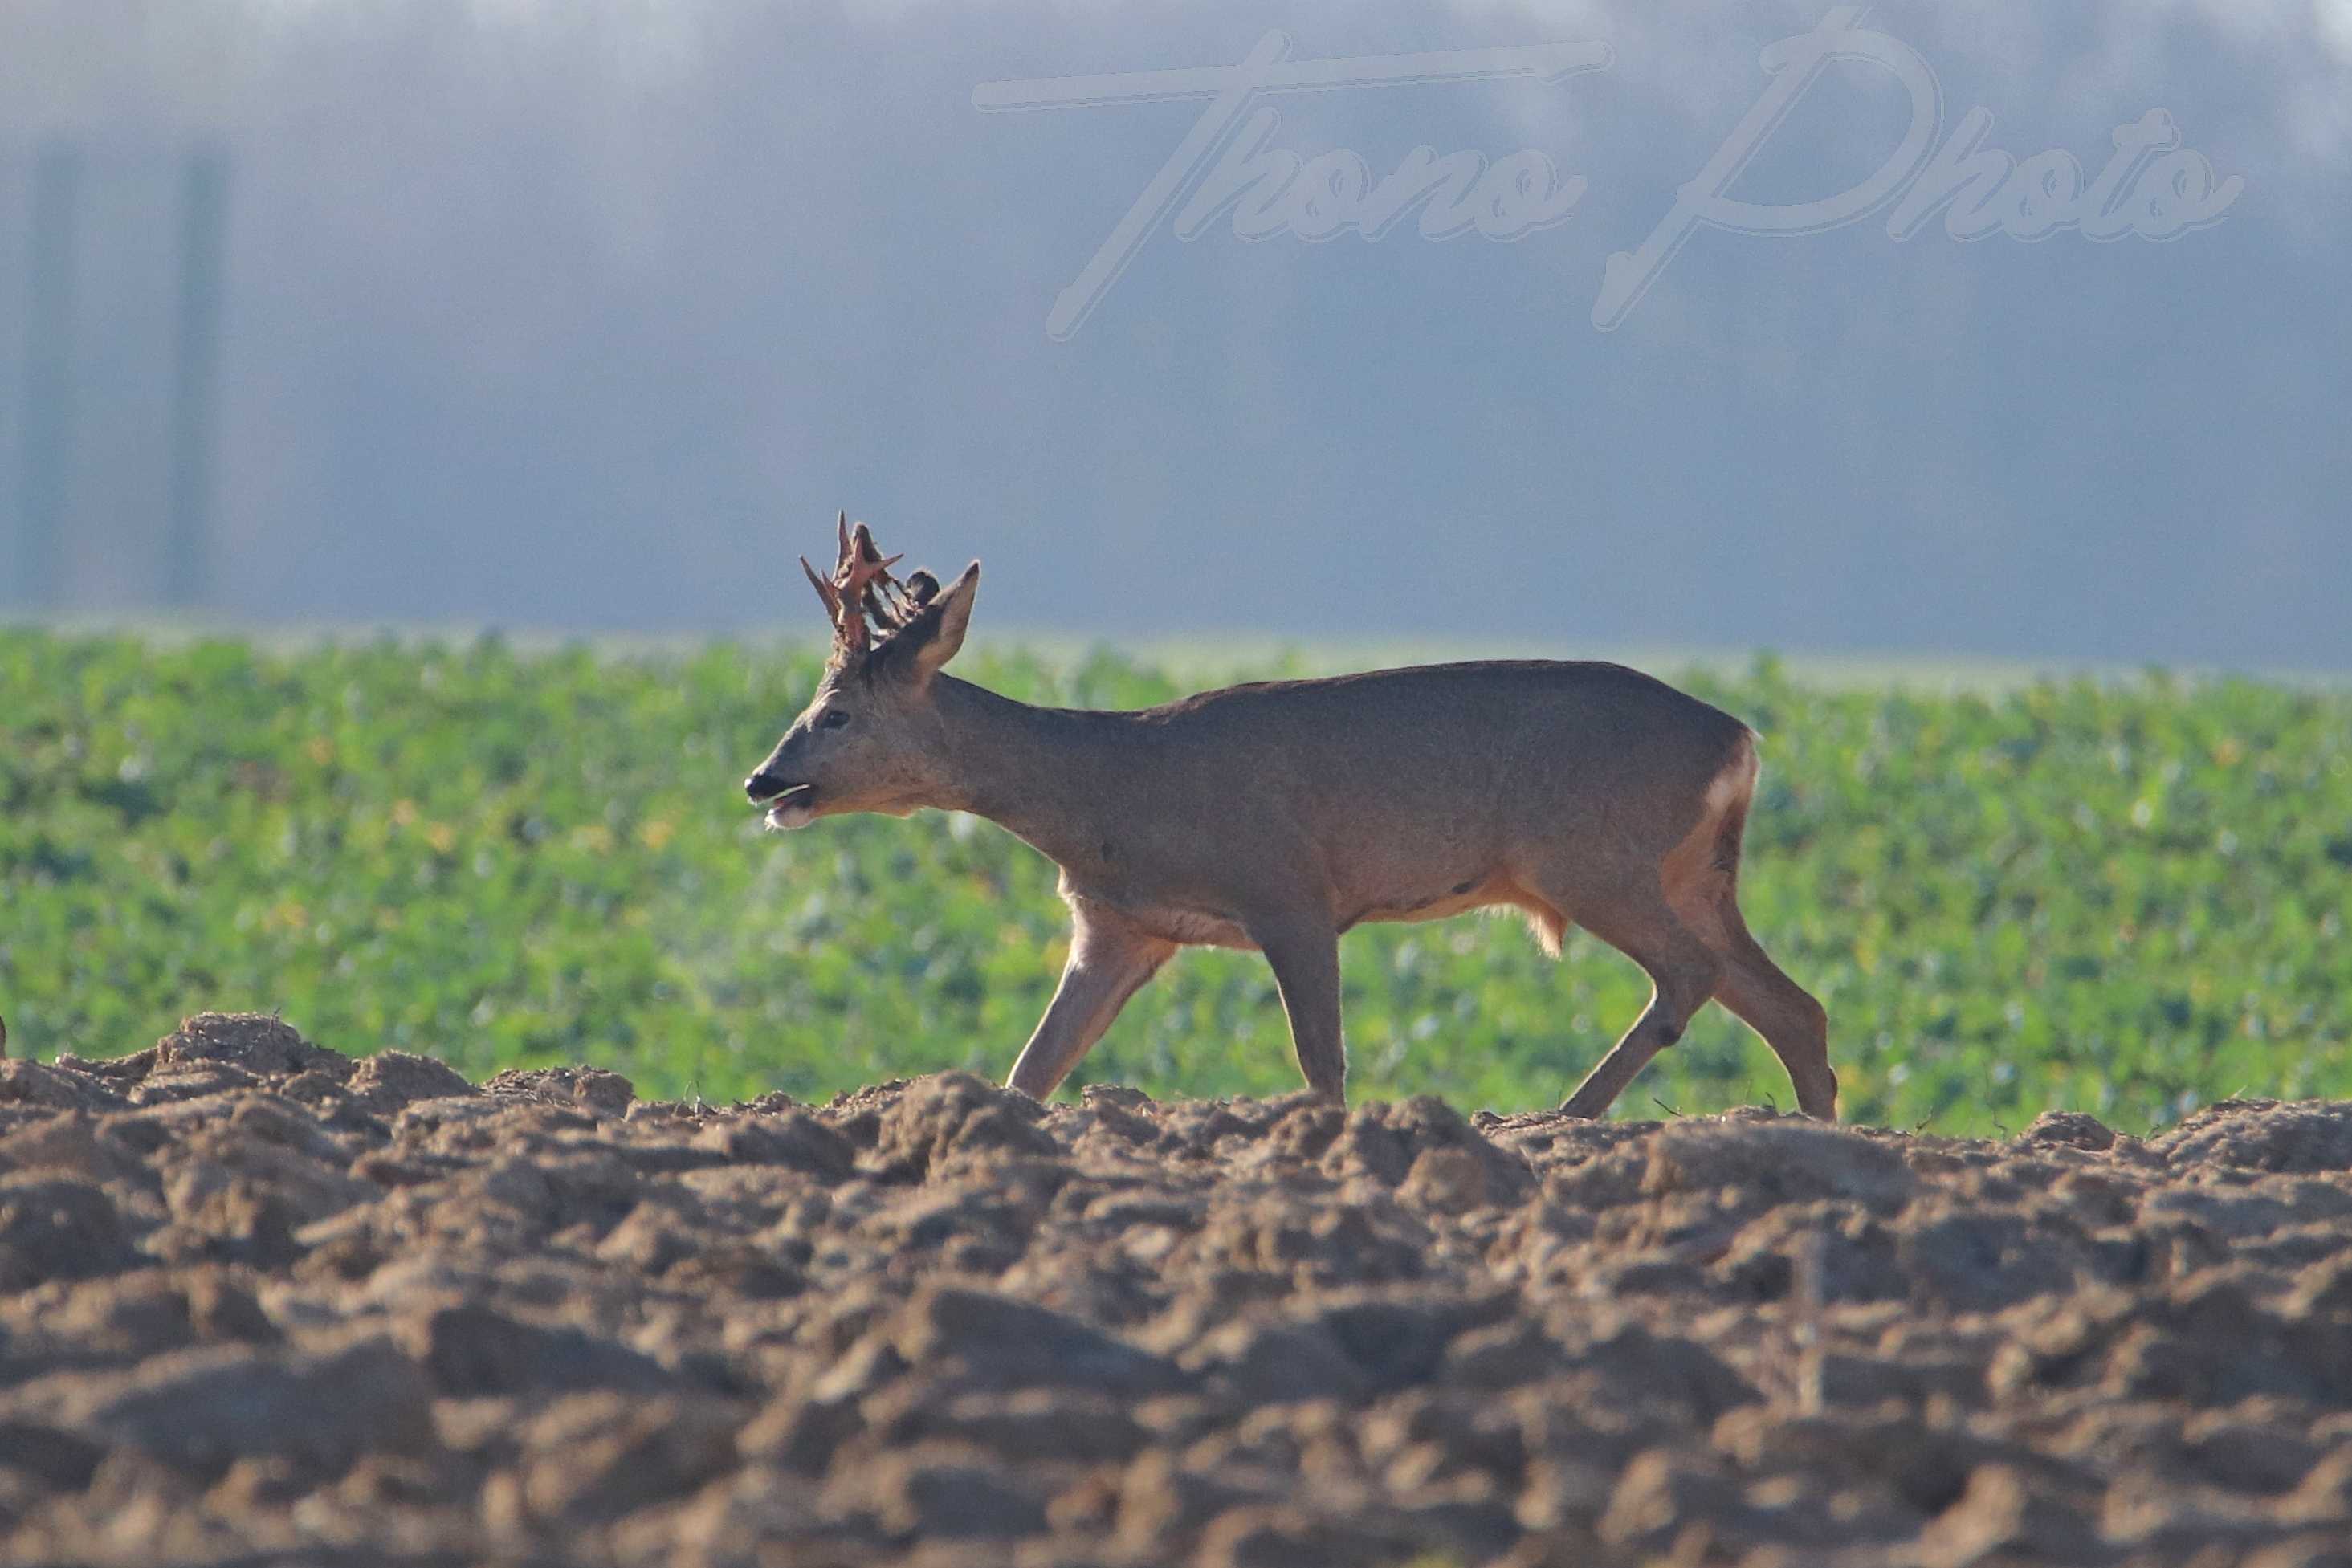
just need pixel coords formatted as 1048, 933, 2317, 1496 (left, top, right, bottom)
745, 513, 981, 829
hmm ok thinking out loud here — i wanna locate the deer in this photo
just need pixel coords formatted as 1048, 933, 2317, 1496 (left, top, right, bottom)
744, 516, 1837, 1121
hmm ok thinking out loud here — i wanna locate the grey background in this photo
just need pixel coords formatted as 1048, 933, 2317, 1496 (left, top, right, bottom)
2, 0, 2344, 666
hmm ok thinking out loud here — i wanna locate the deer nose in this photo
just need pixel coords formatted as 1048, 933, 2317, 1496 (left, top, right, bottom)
745, 772, 784, 804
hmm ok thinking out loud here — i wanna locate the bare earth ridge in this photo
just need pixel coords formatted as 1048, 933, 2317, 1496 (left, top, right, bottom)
3, 1012, 2351, 1567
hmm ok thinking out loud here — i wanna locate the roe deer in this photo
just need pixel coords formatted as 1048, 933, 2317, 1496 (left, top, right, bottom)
744, 517, 1836, 1120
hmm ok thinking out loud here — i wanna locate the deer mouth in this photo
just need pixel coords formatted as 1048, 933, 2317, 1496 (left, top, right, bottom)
756, 783, 818, 830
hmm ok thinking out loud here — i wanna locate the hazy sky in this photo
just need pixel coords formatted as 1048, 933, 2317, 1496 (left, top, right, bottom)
2, 1, 2345, 666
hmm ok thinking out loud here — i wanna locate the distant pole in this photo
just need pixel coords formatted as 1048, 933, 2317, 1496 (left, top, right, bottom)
164, 145, 229, 612
13, 142, 80, 613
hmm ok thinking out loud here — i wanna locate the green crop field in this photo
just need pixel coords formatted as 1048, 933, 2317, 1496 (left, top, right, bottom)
3, 629, 2346, 1134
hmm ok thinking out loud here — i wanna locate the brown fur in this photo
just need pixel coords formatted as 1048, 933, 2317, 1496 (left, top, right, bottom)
747, 541, 1836, 1119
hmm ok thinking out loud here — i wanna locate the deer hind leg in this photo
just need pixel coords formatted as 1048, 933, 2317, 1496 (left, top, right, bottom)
1706, 898, 1837, 1119
1551, 885, 1725, 1120
1657, 750, 1840, 1121
1006, 904, 1176, 1101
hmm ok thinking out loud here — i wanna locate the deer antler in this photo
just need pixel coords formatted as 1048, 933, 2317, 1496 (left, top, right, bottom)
808, 511, 917, 659
799, 555, 842, 622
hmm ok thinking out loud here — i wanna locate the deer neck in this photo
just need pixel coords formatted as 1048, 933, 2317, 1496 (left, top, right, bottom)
928, 675, 1123, 867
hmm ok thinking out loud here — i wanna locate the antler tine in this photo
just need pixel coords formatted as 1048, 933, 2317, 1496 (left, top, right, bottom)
804, 551, 869, 658
870, 570, 923, 632
843, 560, 904, 625
800, 555, 841, 620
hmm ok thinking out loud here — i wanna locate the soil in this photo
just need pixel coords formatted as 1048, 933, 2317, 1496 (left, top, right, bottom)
2, 1012, 2350, 1567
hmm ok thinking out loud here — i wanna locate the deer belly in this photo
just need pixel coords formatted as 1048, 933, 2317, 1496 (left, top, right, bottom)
1139, 906, 1258, 949
1343, 872, 1515, 931
1066, 874, 1259, 950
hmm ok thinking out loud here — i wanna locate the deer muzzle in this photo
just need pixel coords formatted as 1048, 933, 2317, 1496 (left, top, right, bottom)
746, 774, 818, 830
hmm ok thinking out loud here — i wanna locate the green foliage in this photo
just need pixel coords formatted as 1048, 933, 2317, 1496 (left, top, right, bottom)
2, 629, 2346, 1134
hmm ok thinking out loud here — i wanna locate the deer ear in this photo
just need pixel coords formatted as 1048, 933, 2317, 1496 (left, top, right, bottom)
903, 560, 980, 684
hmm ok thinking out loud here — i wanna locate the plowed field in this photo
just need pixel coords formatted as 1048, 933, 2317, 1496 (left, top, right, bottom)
5, 1013, 2352, 1567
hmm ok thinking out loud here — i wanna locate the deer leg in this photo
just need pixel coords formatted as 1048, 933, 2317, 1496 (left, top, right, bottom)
1556, 896, 1723, 1120
1005, 906, 1175, 1101
1245, 910, 1347, 1102
1709, 898, 1838, 1120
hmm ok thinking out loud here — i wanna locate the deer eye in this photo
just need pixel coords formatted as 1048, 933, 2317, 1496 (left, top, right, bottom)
820, 709, 854, 731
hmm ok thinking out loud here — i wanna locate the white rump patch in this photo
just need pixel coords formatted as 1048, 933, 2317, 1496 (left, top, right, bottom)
1705, 733, 1760, 818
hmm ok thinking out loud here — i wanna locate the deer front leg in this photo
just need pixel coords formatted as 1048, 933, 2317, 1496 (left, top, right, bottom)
1005, 903, 1176, 1101
1245, 910, 1347, 1103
